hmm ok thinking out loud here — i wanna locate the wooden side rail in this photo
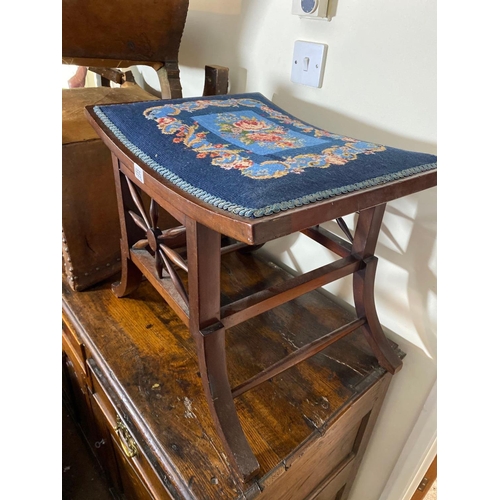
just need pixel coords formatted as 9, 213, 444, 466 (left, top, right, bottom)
134, 231, 254, 257
221, 241, 251, 255
88, 66, 135, 85
301, 226, 353, 258
231, 317, 367, 398
221, 256, 363, 329
130, 248, 189, 325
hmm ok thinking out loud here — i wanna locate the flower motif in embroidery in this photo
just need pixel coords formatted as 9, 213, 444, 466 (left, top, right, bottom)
143, 98, 386, 180
259, 104, 315, 133
245, 132, 296, 150
213, 152, 254, 170
212, 112, 309, 151
233, 118, 270, 131
246, 132, 276, 141
155, 116, 182, 134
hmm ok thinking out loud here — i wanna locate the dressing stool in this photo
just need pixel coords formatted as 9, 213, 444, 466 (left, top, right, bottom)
85, 92, 437, 482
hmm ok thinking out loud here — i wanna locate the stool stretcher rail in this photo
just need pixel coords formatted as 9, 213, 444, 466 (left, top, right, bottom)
231, 317, 367, 398
221, 256, 362, 329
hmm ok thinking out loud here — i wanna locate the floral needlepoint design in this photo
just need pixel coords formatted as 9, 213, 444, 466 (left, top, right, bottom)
142, 99, 386, 179
197, 111, 321, 154
94, 92, 437, 218
234, 117, 269, 130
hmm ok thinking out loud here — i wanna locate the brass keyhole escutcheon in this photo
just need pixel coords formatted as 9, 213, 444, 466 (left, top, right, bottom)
114, 415, 138, 458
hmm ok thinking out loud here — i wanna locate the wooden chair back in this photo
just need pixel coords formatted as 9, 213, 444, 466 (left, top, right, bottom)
61, 0, 228, 292
62, 0, 190, 98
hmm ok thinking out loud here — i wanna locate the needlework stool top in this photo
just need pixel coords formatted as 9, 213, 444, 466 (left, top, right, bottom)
93, 93, 437, 218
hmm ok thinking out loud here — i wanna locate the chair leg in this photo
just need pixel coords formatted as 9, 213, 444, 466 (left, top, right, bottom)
111, 155, 143, 298
352, 205, 403, 374
186, 219, 260, 482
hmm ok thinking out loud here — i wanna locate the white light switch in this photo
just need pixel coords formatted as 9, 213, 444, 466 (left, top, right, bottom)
291, 41, 327, 88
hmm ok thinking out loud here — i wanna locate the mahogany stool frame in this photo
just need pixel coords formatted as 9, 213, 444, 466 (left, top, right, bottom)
85, 105, 436, 483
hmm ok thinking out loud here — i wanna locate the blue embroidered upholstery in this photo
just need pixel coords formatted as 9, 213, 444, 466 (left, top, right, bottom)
94, 93, 436, 218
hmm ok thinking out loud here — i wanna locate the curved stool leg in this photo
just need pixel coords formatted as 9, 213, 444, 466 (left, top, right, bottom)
353, 258, 402, 374
112, 252, 143, 297
197, 323, 260, 481
187, 220, 260, 482
352, 205, 403, 374
111, 155, 143, 297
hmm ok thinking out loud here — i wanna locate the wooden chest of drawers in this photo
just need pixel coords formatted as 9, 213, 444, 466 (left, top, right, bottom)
62, 251, 402, 500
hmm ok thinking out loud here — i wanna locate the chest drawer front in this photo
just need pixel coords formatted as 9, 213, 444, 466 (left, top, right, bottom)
62, 332, 96, 439
88, 359, 176, 500
62, 315, 87, 373
62, 332, 87, 390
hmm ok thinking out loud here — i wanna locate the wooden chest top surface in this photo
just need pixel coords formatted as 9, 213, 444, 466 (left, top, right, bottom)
62, 251, 402, 499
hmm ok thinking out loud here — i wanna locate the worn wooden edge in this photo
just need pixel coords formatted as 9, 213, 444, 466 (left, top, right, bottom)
88, 66, 125, 84
305, 454, 354, 500
246, 369, 396, 500
84, 105, 437, 246
62, 57, 165, 71
255, 369, 396, 495
88, 359, 190, 500
336, 373, 394, 500
304, 371, 393, 499
61, 300, 197, 500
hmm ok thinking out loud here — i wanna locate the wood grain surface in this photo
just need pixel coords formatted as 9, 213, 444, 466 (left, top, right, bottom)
63, 250, 403, 499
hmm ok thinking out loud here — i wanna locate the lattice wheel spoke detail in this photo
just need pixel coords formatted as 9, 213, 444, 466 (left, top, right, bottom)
159, 243, 188, 273
158, 246, 189, 305
155, 248, 163, 279
336, 217, 354, 243
158, 226, 186, 240
125, 177, 188, 304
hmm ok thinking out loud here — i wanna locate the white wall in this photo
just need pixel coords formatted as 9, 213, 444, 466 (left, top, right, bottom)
141, 1, 436, 498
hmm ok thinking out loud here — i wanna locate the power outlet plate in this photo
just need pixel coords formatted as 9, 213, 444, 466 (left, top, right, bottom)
291, 41, 327, 88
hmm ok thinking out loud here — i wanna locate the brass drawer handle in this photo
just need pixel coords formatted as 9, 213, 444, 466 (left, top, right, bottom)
114, 415, 138, 458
